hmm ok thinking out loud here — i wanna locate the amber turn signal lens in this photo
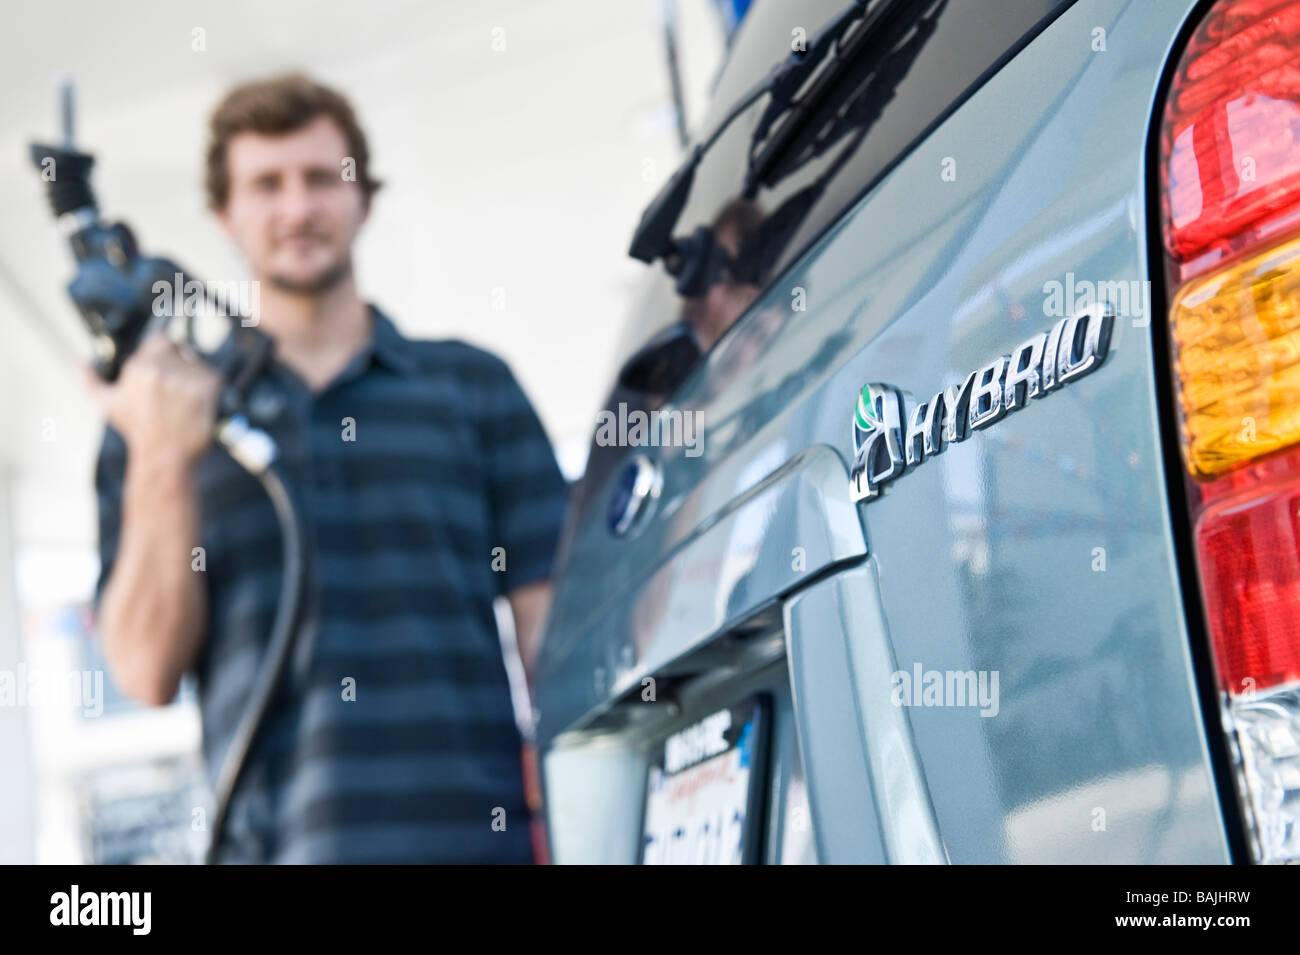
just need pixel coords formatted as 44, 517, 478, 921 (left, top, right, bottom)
1171, 233, 1300, 477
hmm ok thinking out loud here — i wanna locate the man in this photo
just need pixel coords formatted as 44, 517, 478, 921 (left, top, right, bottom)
88, 73, 568, 863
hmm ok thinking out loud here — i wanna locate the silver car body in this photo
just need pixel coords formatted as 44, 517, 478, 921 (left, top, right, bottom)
535, 0, 1233, 863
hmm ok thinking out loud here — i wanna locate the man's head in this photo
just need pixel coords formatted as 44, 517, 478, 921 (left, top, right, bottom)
206, 73, 381, 295
681, 198, 764, 352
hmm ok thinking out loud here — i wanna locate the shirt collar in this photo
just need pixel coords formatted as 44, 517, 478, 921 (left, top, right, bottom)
366, 305, 419, 377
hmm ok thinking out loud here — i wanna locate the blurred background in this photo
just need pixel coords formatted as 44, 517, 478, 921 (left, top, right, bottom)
0, 0, 742, 862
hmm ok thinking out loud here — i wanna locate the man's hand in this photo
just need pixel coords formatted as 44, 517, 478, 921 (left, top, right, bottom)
508, 581, 554, 690
86, 333, 223, 466
87, 332, 221, 706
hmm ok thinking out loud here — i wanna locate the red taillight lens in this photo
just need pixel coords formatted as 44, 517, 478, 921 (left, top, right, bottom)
1162, 0, 1300, 281
1196, 444, 1300, 693
1159, 0, 1300, 864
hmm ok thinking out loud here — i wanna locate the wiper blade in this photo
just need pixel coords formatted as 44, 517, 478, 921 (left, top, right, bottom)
628, 0, 907, 267
735, 0, 946, 284
744, 0, 911, 192
745, 0, 922, 196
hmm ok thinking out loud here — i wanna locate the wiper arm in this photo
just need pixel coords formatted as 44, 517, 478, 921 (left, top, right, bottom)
628, 0, 876, 266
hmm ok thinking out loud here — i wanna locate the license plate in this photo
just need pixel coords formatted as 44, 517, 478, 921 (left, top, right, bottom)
641, 698, 766, 864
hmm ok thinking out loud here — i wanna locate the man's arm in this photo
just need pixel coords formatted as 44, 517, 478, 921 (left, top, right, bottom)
507, 580, 553, 689
473, 347, 569, 693
89, 334, 223, 706
97, 454, 208, 705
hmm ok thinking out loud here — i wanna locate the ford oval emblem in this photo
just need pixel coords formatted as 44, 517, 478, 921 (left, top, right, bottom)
607, 454, 662, 537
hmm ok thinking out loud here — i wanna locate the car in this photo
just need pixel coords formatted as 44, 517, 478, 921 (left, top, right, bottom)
533, 0, 1300, 864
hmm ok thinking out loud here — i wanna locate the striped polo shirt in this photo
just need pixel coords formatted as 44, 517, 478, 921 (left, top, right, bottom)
94, 307, 568, 863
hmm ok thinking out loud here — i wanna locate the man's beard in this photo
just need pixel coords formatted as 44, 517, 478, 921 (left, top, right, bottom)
268, 255, 351, 296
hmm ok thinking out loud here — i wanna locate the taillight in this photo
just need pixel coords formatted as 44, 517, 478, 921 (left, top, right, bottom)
1160, 0, 1300, 864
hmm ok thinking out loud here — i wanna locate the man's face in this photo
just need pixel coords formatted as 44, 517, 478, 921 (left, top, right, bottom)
216, 114, 368, 294
682, 222, 760, 353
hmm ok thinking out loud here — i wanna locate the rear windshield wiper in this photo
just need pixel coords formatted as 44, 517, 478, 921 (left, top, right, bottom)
628, 0, 907, 269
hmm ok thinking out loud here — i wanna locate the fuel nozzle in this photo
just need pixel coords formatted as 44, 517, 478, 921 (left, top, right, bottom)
664, 225, 735, 299
30, 78, 99, 221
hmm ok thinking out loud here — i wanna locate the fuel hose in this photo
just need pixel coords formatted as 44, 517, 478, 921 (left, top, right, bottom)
205, 418, 308, 864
